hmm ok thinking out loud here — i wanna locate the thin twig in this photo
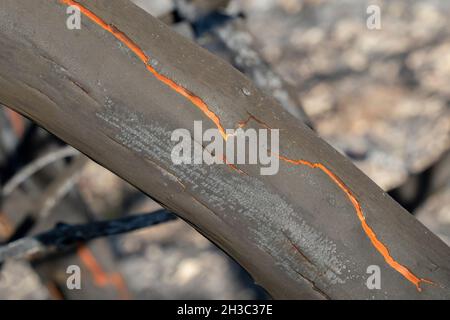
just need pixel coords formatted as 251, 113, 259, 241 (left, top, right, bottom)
35, 155, 88, 219
2, 146, 80, 197
0, 209, 177, 264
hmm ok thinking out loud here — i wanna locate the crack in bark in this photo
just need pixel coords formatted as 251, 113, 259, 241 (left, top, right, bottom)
59, 0, 434, 292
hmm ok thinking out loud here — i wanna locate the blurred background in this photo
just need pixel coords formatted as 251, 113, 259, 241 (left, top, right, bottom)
0, 0, 449, 299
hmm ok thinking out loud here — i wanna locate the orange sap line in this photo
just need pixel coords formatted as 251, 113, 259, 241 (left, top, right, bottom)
61, 0, 227, 140
278, 156, 432, 291
60, 0, 430, 291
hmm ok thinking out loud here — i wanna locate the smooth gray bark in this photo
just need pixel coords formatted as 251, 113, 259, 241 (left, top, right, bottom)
0, 0, 449, 299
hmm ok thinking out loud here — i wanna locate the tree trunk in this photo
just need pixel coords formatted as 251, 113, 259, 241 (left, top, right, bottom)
0, 0, 449, 299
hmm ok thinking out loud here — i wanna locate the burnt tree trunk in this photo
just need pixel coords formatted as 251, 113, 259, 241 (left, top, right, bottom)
0, 0, 449, 299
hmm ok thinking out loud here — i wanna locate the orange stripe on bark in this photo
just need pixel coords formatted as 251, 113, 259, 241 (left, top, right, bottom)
61, 0, 227, 140
60, 0, 431, 291
278, 155, 432, 291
